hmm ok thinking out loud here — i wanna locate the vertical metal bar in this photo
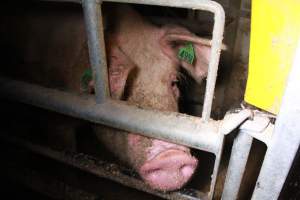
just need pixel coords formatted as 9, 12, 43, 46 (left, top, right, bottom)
221, 130, 253, 200
209, 134, 225, 200
201, 3, 225, 121
82, 0, 109, 103
251, 41, 300, 200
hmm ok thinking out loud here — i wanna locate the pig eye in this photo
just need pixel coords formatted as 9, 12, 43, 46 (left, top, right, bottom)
169, 41, 180, 49
171, 77, 180, 99
171, 79, 179, 87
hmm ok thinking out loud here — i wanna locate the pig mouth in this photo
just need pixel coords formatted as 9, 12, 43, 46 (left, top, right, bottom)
139, 149, 198, 191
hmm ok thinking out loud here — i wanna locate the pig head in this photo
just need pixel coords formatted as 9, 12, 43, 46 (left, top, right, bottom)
94, 5, 212, 191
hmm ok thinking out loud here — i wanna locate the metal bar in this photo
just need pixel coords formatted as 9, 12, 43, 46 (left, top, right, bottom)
39, 0, 82, 3
239, 114, 273, 146
0, 134, 206, 200
251, 41, 300, 200
209, 133, 225, 200
221, 130, 253, 200
103, 0, 221, 11
201, 2, 224, 121
0, 77, 221, 154
82, 0, 109, 103
220, 109, 253, 135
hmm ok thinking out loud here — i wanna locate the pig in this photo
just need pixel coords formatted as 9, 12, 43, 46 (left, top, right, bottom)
0, 3, 212, 192
93, 5, 212, 191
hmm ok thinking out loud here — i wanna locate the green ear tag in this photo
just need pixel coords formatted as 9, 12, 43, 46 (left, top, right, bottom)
80, 68, 93, 91
178, 42, 195, 65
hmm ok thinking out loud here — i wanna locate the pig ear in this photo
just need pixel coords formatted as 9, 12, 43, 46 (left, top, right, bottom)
161, 26, 217, 84
107, 45, 135, 100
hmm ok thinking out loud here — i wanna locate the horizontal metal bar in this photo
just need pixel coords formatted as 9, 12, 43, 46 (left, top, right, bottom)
39, 0, 82, 3
40, 0, 224, 12
102, 0, 221, 11
0, 77, 222, 154
0, 134, 206, 200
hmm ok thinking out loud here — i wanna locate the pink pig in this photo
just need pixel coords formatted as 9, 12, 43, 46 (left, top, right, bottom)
95, 5, 211, 191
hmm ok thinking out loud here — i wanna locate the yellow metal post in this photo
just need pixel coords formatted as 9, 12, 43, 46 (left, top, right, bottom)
245, 0, 300, 114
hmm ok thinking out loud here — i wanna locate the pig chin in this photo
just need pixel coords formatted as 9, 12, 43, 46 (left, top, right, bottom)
139, 149, 198, 191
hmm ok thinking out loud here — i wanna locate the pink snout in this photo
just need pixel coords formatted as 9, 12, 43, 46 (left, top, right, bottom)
139, 149, 198, 191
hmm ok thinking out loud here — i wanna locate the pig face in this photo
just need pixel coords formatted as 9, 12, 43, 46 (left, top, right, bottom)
96, 6, 211, 191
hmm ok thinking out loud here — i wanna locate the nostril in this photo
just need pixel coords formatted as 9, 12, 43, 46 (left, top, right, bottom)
145, 168, 161, 176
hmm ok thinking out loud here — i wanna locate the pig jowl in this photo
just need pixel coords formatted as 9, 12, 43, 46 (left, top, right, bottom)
94, 5, 212, 191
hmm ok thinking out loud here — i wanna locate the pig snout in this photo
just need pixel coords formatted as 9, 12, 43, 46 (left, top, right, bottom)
140, 149, 198, 191
134, 138, 198, 191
